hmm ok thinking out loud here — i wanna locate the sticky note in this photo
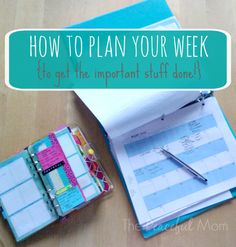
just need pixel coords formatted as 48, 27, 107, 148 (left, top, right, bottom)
57, 187, 85, 214
37, 143, 64, 171
37, 133, 78, 187
56, 185, 72, 195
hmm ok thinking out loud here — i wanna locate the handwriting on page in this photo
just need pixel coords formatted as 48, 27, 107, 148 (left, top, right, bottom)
113, 97, 236, 227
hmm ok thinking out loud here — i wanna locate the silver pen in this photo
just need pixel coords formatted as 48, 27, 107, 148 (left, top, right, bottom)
160, 147, 208, 183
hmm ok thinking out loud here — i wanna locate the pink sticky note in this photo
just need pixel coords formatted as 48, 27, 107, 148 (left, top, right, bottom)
37, 133, 78, 187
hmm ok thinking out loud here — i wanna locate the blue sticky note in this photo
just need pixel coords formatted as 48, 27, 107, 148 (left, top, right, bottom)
57, 187, 85, 214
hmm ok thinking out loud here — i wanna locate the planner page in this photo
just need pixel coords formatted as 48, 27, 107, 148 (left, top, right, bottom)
0, 150, 57, 241
74, 3, 194, 139
111, 96, 236, 229
77, 90, 200, 138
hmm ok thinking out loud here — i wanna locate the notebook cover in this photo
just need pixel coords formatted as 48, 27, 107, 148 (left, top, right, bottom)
69, 0, 177, 29
68, 0, 236, 238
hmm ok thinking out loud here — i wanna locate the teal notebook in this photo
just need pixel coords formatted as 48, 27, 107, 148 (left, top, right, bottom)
71, 0, 236, 238
0, 126, 112, 241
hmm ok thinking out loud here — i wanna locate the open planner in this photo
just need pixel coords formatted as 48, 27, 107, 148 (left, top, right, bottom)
73, 0, 236, 238
77, 89, 236, 236
0, 126, 112, 241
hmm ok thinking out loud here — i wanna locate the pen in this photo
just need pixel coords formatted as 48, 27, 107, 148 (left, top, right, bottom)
160, 147, 208, 183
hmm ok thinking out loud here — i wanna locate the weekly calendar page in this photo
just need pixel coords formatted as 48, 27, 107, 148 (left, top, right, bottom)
111, 96, 236, 229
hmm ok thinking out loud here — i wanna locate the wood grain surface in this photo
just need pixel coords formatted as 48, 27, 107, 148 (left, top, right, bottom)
0, 1, 235, 246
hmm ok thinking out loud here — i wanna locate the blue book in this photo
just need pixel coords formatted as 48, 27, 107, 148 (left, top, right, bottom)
71, 0, 236, 238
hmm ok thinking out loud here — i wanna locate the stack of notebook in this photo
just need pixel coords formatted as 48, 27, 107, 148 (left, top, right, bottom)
73, 0, 236, 238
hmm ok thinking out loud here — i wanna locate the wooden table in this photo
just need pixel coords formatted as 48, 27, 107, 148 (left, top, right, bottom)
0, 1, 236, 246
